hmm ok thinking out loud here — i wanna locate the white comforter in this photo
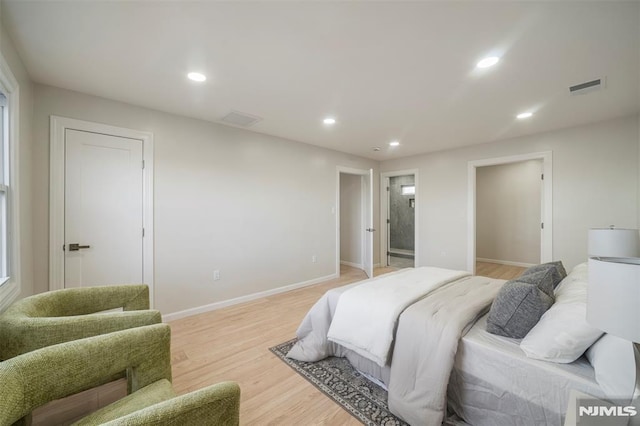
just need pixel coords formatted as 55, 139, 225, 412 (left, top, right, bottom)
287, 268, 505, 426
388, 275, 503, 425
326, 267, 470, 367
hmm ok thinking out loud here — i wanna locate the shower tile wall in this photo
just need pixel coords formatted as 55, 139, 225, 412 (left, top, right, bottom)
389, 175, 415, 252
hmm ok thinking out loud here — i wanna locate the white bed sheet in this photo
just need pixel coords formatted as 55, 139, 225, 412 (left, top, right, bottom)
448, 315, 606, 426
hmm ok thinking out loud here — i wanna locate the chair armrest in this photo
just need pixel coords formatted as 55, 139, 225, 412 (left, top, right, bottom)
0, 309, 162, 359
100, 382, 241, 426
10, 285, 152, 316
0, 324, 172, 425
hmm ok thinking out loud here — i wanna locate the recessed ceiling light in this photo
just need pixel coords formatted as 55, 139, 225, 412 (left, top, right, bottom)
517, 112, 533, 119
323, 117, 336, 125
476, 56, 500, 69
389, 140, 400, 147
187, 72, 207, 82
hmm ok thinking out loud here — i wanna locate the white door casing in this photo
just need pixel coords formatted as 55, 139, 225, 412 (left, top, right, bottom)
363, 168, 374, 278
380, 169, 419, 268
467, 151, 552, 274
50, 116, 154, 302
64, 130, 143, 287
336, 166, 374, 278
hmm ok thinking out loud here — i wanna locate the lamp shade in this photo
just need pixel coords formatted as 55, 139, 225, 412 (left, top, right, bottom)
587, 257, 640, 343
588, 228, 640, 257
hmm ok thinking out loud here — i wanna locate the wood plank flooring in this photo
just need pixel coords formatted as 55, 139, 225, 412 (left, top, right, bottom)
169, 265, 394, 425
476, 261, 526, 280
33, 261, 523, 425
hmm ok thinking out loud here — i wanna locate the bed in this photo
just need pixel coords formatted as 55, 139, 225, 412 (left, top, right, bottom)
287, 263, 635, 426
448, 315, 605, 425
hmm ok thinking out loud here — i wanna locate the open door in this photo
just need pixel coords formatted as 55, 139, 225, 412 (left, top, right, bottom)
363, 168, 374, 278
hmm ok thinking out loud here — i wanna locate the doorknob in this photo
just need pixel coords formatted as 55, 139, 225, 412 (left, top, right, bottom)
68, 243, 91, 251
366, 228, 376, 232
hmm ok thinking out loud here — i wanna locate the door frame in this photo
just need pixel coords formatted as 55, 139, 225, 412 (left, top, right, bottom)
467, 151, 552, 274
336, 166, 372, 277
380, 169, 419, 267
49, 116, 155, 303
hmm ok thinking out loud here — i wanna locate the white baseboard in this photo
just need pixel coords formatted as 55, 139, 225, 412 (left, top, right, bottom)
340, 260, 363, 269
163, 273, 338, 322
476, 258, 536, 268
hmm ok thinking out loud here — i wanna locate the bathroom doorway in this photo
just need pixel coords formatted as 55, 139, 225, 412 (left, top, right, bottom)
381, 170, 418, 268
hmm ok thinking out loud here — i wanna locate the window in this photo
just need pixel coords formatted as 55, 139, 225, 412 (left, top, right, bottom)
0, 92, 6, 284
401, 184, 415, 195
0, 52, 20, 311
0, 92, 11, 285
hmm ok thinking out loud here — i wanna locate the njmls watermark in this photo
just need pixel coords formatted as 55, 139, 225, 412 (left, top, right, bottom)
577, 398, 639, 426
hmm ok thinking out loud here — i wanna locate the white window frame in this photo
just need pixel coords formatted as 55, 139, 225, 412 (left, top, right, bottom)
0, 52, 21, 312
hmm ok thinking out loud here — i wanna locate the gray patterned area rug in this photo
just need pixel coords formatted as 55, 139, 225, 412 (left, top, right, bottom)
269, 338, 409, 426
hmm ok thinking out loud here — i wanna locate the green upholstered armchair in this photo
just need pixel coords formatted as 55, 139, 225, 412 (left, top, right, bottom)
0, 324, 241, 426
0, 285, 161, 360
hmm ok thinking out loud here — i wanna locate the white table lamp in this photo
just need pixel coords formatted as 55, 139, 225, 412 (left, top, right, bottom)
587, 256, 640, 425
587, 257, 640, 342
588, 227, 640, 258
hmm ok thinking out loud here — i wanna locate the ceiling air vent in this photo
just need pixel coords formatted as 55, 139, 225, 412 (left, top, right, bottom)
221, 111, 262, 127
569, 78, 605, 95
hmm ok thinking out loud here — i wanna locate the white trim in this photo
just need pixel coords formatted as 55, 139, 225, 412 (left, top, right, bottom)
0, 52, 21, 312
340, 260, 363, 269
336, 166, 372, 278
163, 272, 337, 322
380, 169, 419, 268
476, 258, 536, 268
49, 116, 155, 305
467, 151, 553, 274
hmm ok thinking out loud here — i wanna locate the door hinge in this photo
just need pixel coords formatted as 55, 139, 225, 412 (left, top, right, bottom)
541, 173, 544, 180
142, 228, 145, 237
386, 186, 390, 191
541, 222, 544, 229
63, 244, 66, 251
387, 219, 390, 224
142, 160, 145, 169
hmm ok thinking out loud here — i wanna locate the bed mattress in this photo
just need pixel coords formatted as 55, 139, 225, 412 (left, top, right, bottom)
447, 315, 606, 426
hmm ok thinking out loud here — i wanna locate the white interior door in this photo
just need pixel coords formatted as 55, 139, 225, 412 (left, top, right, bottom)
64, 129, 144, 287
363, 169, 374, 278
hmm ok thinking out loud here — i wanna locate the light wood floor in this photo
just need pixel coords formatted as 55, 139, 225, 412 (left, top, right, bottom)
476, 261, 526, 280
169, 265, 395, 425
34, 262, 522, 425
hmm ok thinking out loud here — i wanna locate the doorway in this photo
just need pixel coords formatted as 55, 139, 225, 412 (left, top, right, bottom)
336, 167, 374, 278
49, 116, 154, 299
380, 169, 418, 268
476, 159, 542, 276
467, 152, 552, 274
387, 175, 415, 268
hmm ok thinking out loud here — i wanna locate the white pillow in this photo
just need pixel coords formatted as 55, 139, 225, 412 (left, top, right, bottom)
586, 333, 636, 401
520, 263, 603, 363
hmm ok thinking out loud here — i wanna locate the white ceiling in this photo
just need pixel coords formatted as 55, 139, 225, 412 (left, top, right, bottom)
3, 1, 639, 160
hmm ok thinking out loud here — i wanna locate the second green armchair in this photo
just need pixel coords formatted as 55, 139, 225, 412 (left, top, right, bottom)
0, 284, 161, 360
0, 324, 241, 426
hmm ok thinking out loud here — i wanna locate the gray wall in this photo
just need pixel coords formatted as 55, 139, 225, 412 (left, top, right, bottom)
476, 160, 542, 265
389, 175, 415, 251
340, 173, 362, 267
381, 115, 639, 271
31, 84, 379, 315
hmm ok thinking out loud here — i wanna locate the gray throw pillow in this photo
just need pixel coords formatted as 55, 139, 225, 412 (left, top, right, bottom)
515, 269, 555, 298
486, 268, 556, 338
520, 261, 567, 288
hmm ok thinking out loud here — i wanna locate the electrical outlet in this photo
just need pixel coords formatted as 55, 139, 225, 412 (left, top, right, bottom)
312, 255, 317, 263
213, 270, 220, 281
